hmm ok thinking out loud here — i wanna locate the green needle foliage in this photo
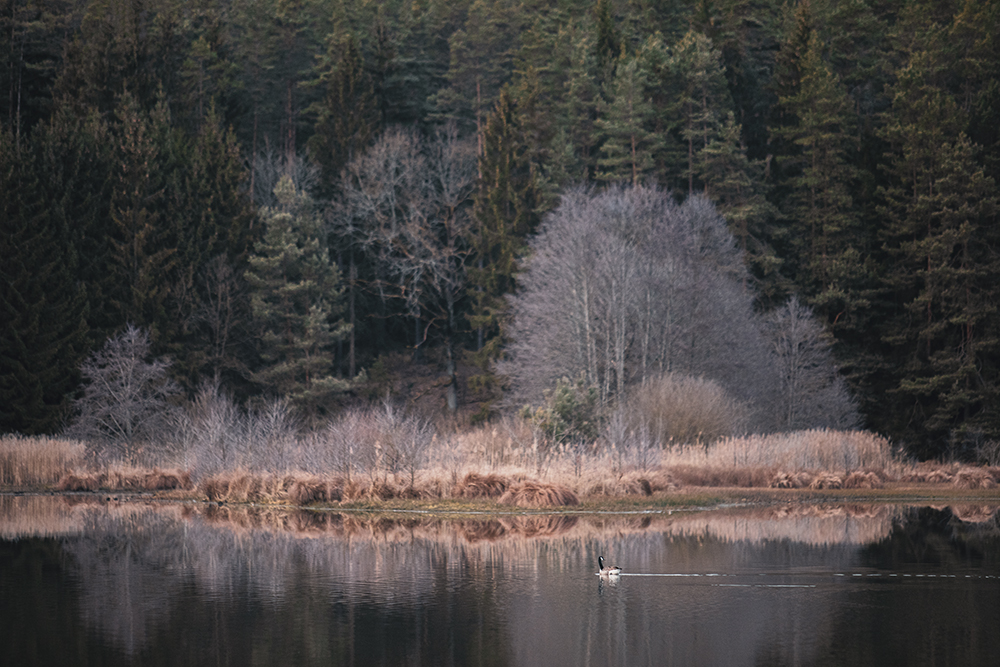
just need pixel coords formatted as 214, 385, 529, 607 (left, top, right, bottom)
247, 176, 350, 422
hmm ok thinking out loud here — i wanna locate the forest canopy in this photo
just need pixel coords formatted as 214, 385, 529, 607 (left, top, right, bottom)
2, 0, 999, 459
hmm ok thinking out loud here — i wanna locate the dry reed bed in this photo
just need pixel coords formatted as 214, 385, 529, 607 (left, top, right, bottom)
195, 470, 580, 508
5, 429, 1000, 502
0, 435, 84, 486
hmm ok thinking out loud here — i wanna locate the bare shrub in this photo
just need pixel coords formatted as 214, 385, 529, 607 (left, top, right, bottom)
498, 481, 579, 507
246, 399, 300, 472
66, 325, 181, 466
626, 372, 748, 447
975, 439, 1000, 466
600, 407, 660, 476
172, 383, 248, 476
320, 407, 378, 482
320, 401, 434, 487
375, 402, 434, 487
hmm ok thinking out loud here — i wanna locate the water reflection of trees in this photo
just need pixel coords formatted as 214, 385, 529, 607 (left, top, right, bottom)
2, 497, 999, 665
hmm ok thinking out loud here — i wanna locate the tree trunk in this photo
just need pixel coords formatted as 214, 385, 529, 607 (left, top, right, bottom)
349, 249, 356, 377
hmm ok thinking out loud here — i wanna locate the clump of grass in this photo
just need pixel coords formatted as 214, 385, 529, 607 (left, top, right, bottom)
842, 470, 885, 489
809, 473, 844, 490
498, 481, 579, 507
55, 467, 192, 492
452, 472, 511, 499
0, 435, 85, 486
288, 476, 343, 504
199, 471, 292, 502
770, 471, 813, 488
954, 468, 998, 490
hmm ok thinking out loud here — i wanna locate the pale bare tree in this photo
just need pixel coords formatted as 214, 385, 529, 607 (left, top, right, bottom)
501, 185, 780, 430
67, 325, 181, 465
767, 296, 859, 430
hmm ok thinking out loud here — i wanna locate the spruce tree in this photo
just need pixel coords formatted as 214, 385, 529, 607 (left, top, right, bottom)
0, 127, 89, 434
550, 29, 601, 185
773, 33, 860, 304
246, 176, 349, 421
162, 105, 257, 389
307, 31, 380, 200
879, 44, 1000, 454
106, 90, 174, 339
699, 112, 782, 301
468, 89, 542, 361
663, 30, 732, 196
595, 54, 661, 185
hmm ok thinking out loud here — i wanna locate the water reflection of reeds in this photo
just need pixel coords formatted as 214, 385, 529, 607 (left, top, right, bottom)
4, 496, 1000, 665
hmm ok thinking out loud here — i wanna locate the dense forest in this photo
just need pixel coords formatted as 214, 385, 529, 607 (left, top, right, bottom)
2, 0, 999, 459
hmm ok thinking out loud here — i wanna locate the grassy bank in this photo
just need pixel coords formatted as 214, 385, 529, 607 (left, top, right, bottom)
4, 429, 1000, 510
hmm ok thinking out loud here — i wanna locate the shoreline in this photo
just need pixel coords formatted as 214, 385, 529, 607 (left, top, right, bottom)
4, 483, 1000, 517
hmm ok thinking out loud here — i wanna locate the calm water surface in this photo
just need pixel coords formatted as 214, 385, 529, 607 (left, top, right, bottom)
2, 496, 999, 666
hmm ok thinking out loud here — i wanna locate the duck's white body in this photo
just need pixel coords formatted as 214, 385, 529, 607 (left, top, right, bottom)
598, 556, 621, 576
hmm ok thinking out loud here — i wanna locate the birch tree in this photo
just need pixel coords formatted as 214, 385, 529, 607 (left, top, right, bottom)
502, 185, 779, 428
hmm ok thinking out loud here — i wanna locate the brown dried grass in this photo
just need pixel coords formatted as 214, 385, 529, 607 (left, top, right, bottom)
842, 471, 885, 489
585, 474, 655, 497
1, 435, 85, 486
498, 481, 579, 507
288, 476, 344, 505
954, 468, 998, 490
667, 464, 777, 488
809, 473, 844, 490
198, 471, 293, 503
769, 471, 813, 488
452, 472, 511, 499
56, 467, 192, 492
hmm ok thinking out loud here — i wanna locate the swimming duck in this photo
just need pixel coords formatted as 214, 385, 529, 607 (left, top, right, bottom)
598, 556, 621, 576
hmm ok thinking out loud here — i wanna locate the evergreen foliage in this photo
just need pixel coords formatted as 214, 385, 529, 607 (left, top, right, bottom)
246, 176, 350, 420
1, 0, 998, 456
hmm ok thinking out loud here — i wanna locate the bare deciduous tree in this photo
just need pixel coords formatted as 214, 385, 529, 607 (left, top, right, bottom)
767, 296, 860, 430
67, 325, 180, 464
501, 185, 779, 429
338, 124, 476, 411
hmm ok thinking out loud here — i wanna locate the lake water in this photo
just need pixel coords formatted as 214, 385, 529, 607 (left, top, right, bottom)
2, 496, 999, 666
